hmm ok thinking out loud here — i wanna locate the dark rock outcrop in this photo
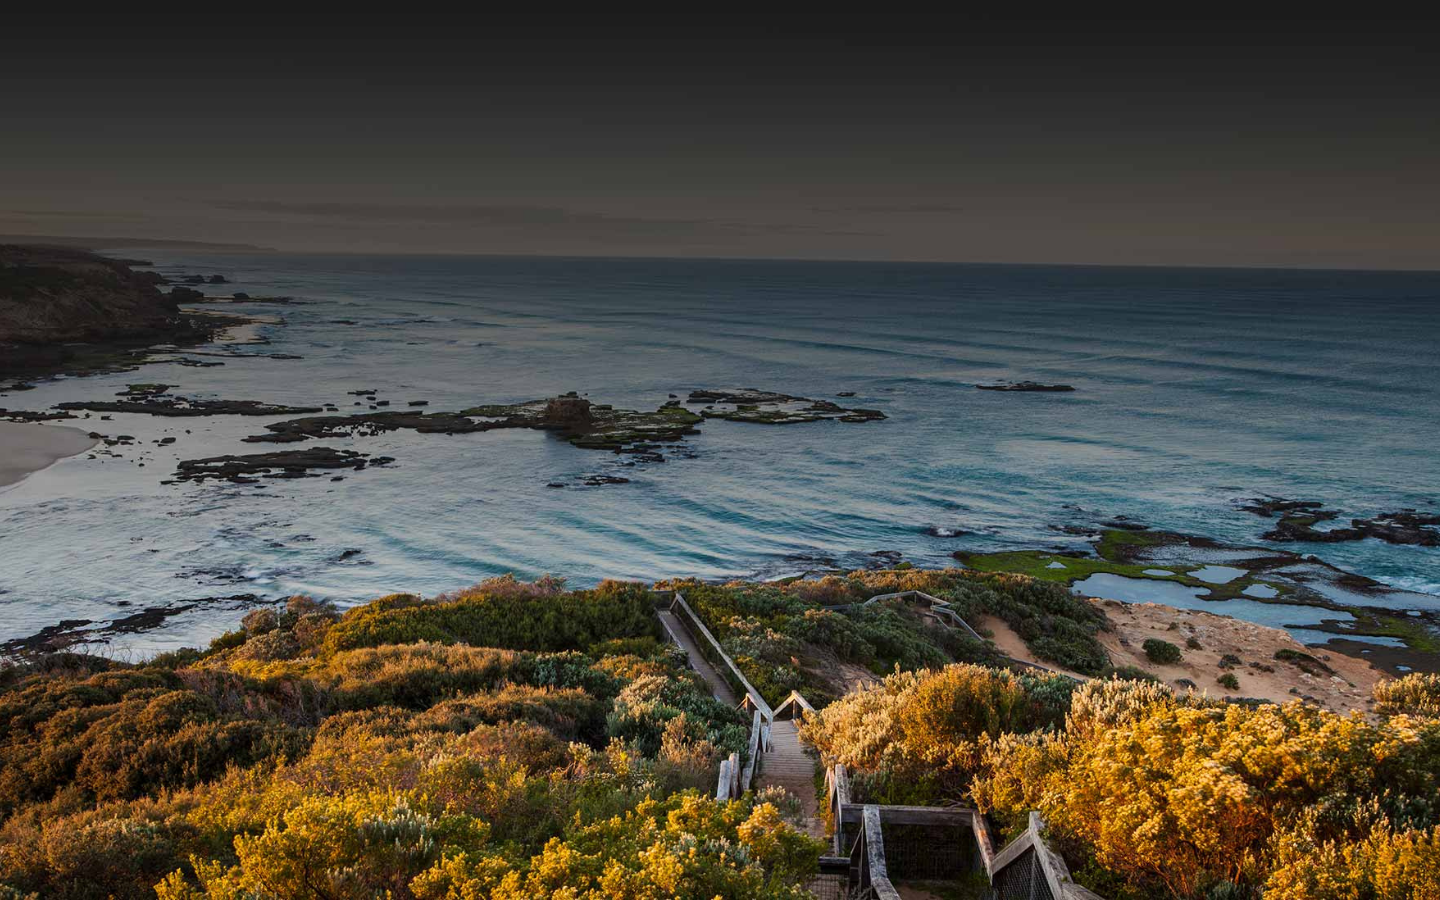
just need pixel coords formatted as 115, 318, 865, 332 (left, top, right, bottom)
0, 245, 243, 379
175, 447, 392, 484
1245, 497, 1440, 547
1239, 497, 1328, 518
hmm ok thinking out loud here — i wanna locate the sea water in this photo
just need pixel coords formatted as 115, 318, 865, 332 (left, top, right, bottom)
2, 253, 1437, 654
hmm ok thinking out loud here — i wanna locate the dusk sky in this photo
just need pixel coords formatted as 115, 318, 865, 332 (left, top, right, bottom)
4, 14, 1437, 268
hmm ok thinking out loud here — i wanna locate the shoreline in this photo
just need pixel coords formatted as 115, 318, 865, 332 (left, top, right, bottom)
0, 421, 98, 488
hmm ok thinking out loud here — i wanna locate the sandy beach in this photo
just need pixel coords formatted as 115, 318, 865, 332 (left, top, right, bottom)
0, 421, 98, 487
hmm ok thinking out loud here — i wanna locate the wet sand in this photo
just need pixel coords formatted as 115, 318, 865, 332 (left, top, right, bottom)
0, 422, 97, 487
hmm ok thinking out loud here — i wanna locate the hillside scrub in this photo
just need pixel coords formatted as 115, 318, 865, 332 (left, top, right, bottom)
662, 567, 1109, 705
802, 663, 1440, 898
799, 663, 1077, 804
969, 676, 1440, 898
322, 576, 661, 653
0, 577, 818, 899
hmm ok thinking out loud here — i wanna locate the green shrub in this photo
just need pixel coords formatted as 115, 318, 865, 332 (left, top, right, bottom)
1217, 672, 1240, 691
1142, 638, 1183, 665
323, 579, 660, 653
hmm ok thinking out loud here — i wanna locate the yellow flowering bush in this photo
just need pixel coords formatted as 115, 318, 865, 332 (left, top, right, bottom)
0, 578, 816, 899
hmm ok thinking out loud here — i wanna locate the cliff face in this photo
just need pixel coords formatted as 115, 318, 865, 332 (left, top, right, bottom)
0, 244, 177, 344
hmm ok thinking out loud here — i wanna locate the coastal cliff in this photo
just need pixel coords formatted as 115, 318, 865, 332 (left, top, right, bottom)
0, 244, 223, 378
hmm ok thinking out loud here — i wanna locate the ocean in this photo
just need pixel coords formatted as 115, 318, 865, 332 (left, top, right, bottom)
3, 252, 1438, 655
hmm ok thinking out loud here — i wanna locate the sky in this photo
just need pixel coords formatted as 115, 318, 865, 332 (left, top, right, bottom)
3, 14, 1437, 268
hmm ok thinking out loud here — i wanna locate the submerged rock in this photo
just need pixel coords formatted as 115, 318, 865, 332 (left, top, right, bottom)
0, 408, 76, 422
975, 381, 1075, 392
1240, 497, 1329, 518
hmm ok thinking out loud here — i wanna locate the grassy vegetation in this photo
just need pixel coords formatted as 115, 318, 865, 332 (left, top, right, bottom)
0, 579, 820, 899
957, 529, 1299, 604
1338, 612, 1440, 655
7, 560, 1434, 899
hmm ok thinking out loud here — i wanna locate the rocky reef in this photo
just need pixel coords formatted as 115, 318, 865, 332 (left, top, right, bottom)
242, 391, 704, 452
685, 388, 885, 423
172, 447, 394, 484
1242, 497, 1440, 547
56, 384, 323, 418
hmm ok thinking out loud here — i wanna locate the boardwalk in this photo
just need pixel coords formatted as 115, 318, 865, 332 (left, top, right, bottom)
660, 604, 823, 838
657, 608, 738, 705
755, 719, 824, 838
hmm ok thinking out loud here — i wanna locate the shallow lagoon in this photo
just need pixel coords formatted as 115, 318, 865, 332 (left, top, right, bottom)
1071, 573, 1356, 641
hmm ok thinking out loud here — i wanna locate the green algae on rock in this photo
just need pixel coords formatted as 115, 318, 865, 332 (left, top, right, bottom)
685, 388, 886, 424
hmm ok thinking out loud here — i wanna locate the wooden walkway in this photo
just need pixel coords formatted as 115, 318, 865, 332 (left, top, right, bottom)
756, 719, 824, 838
657, 608, 738, 705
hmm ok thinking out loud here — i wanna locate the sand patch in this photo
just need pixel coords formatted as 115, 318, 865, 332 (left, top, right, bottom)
0, 421, 97, 487
974, 603, 1381, 714
1095, 599, 1382, 714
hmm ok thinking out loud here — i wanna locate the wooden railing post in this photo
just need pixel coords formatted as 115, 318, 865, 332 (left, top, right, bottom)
740, 709, 762, 792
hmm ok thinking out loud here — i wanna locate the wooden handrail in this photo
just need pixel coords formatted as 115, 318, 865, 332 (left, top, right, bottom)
824, 762, 1104, 899
857, 805, 903, 900
774, 689, 815, 721
739, 709, 761, 792
669, 592, 775, 720
987, 811, 1103, 899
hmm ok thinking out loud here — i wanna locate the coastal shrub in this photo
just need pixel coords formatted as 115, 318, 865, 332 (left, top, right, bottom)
1266, 816, 1440, 900
1374, 673, 1440, 718
0, 667, 305, 817
1064, 675, 1186, 740
1142, 637, 1183, 664
323, 579, 660, 653
606, 673, 748, 758
412, 684, 608, 742
1218, 672, 1240, 691
932, 570, 1111, 675
800, 663, 1072, 802
0, 583, 820, 899
974, 696, 1440, 898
